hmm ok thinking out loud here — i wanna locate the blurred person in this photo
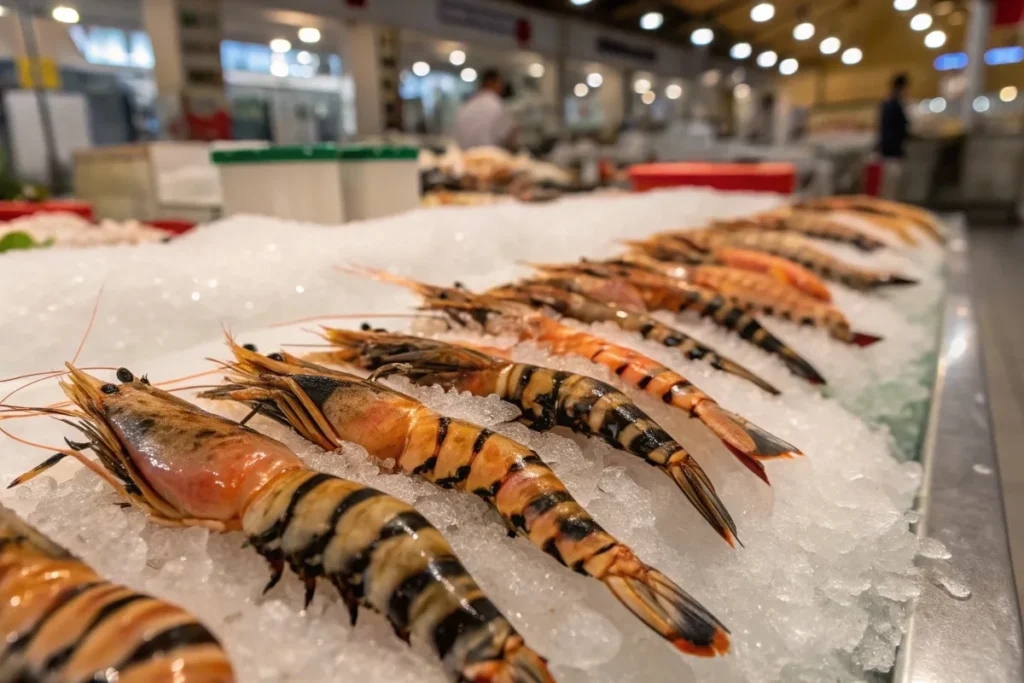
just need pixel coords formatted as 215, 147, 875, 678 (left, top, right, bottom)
879, 73, 910, 200
453, 68, 516, 149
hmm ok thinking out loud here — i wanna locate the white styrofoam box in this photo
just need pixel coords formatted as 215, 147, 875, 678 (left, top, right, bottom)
216, 151, 346, 224
340, 147, 419, 221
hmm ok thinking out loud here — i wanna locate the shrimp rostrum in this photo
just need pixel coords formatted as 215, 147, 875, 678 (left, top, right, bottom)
0, 502, 235, 683
199, 339, 731, 657
5, 365, 554, 683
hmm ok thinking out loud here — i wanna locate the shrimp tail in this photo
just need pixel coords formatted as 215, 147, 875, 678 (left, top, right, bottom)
777, 347, 828, 385
876, 274, 918, 287
718, 407, 801, 460
603, 561, 730, 657
663, 458, 740, 546
711, 356, 781, 395
850, 331, 884, 347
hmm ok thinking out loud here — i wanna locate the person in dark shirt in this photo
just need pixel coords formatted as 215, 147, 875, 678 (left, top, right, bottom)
878, 73, 910, 199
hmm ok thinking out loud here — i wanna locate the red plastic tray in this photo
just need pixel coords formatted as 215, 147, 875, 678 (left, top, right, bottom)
629, 162, 797, 195
0, 200, 94, 221
146, 219, 196, 236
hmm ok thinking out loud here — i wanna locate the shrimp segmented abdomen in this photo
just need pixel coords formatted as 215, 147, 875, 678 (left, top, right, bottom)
242, 469, 549, 682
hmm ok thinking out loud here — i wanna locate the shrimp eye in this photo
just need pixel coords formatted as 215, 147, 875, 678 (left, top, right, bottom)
438, 292, 449, 300
101, 384, 119, 394
360, 323, 372, 331
453, 281, 464, 289
268, 352, 284, 361
140, 375, 151, 385
116, 368, 134, 383
243, 343, 258, 352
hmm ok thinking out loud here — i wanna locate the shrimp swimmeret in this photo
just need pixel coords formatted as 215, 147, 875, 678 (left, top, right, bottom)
0, 503, 235, 683
199, 338, 733, 654
345, 267, 804, 484
3, 365, 556, 683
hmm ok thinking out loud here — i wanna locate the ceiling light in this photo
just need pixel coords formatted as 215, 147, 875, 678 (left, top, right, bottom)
570, 0, 592, 5
412, 61, 430, 77
691, 28, 714, 46
757, 50, 778, 68
730, 42, 752, 59
270, 38, 291, 53
893, 0, 916, 10
634, 78, 652, 94
1000, 86, 1018, 102
460, 67, 477, 82
587, 72, 603, 87
918, 99, 931, 113
702, 70, 720, 86
449, 50, 466, 66
574, 83, 589, 97
985, 46, 1024, 65
973, 95, 990, 113
641, 90, 656, 105
666, 83, 683, 100
52, 5, 79, 23
751, 3, 775, 22
735, 83, 751, 98
779, 58, 799, 75
298, 27, 321, 44
841, 47, 863, 65
270, 59, 289, 77
793, 22, 815, 40
820, 37, 841, 55
929, 97, 946, 113
924, 30, 946, 48
910, 13, 933, 31
640, 11, 663, 30
934, 0, 953, 15
948, 10, 964, 25
528, 62, 545, 78
297, 51, 312, 65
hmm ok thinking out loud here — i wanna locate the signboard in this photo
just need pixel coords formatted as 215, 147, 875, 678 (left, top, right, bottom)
438, 0, 533, 46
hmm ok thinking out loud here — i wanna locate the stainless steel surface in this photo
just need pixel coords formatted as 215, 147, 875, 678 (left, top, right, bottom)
894, 218, 1024, 683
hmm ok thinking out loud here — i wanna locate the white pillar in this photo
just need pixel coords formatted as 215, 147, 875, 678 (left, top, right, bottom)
142, 0, 226, 139
339, 23, 402, 138
962, 0, 993, 127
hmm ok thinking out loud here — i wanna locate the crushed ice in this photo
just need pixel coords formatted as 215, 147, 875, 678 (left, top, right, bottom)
0, 189, 949, 682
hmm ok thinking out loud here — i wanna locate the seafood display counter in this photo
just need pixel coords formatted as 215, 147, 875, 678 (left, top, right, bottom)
894, 219, 1024, 683
0, 189, 1019, 682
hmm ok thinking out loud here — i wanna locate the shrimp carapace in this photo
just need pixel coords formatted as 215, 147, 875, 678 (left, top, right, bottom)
306, 326, 740, 543
794, 195, 945, 243
0, 503, 235, 683
753, 209, 889, 252
200, 338, 733, 656
6, 366, 554, 682
485, 278, 781, 396
529, 259, 829, 385
352, 272, 804, 476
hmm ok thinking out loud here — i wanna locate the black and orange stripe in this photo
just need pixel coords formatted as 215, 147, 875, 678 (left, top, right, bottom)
0, 506, 234, 683
201, 344, 732, 658
240, 469, 549, 682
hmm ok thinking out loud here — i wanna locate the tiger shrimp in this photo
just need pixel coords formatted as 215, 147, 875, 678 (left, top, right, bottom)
4, 365, 555, 683
199, 339, 733, 654
528, 259, 828, 385
485, 278, 780, 395
0, 503, 235, 683
347, 269, 803, 481
753, 209, 888, 252
625, 234, 834, 303
305, 326, 744, 531
673, 229, 918, 290
794, 195, 944, 243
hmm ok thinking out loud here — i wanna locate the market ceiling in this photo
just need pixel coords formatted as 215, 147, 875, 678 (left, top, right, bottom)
510, 0, 971, 68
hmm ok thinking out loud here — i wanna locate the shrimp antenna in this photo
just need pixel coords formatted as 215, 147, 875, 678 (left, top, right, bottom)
71, 282, 106, 365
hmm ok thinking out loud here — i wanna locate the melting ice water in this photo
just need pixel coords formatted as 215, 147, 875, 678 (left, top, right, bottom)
0, 189, 947, 682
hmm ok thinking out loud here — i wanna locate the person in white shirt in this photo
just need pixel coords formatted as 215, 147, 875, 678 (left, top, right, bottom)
453, 69, 516, 150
